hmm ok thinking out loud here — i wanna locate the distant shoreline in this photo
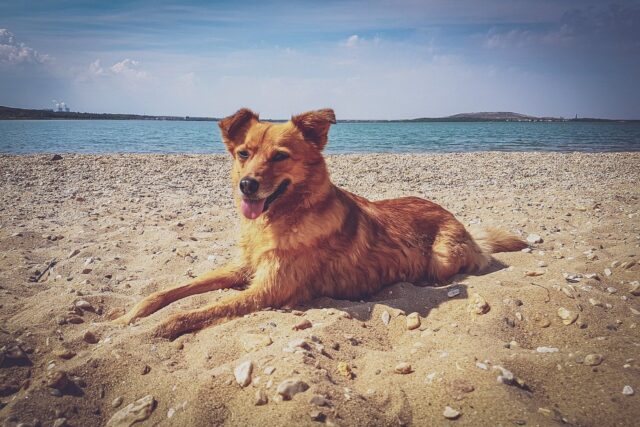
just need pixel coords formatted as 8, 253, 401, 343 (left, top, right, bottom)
1, 105, 637, 123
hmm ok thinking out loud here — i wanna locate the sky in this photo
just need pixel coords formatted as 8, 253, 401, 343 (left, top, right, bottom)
1, 0, 639, 119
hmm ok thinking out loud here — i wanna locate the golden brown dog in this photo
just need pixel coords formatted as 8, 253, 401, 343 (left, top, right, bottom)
116, 108, 526, 339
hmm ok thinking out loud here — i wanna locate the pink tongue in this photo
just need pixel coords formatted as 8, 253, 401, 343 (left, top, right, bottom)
241, 198, 266, 220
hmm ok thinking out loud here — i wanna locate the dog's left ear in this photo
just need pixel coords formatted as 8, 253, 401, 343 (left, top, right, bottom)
291, 108, 336, 150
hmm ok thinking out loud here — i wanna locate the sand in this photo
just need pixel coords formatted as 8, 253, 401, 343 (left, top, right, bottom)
0, 152, 639, 426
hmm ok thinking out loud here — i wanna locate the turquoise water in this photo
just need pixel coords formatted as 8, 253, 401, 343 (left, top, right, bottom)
0, 120, 639, 154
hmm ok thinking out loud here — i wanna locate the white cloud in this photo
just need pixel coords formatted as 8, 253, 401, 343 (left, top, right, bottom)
88, 59, 107, 76
0, 29, 50, 65
82, 58, 149, 81
344, 34, 360, 48
110, 58, 148, 79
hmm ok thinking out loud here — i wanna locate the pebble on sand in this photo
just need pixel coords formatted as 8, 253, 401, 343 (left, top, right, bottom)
394, 362, 413, 374
75, 300, 93, 311
276, 379, 309, 400
106, 395, 156, 427
406, 312, 421, 330
112, 396, 124, 408
83, 331, 99, 344
557, 308, 578, 325
447, 288, 460, 298
584, 354, 603, 366
622, 385, 634, 396
381, 311, 391, 325
467, 293, 490, 315
337, 361, 354, 379
241, 334, 273, 352
234, 360, 253, 387
293, 319, 312, 331
443, 406, 461, 419
309, 394, 329, 407
526, 234, 543, 244
254, 389, 268, 405
46, 370, 69, 390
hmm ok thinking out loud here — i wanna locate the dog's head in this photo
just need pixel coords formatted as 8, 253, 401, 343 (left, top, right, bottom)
218, 108, 336, 220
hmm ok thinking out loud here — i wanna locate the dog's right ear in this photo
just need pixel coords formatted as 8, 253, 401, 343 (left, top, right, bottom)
218, 108, 259, 153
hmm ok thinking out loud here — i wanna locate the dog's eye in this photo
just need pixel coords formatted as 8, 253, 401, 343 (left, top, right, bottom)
237, 150, 250, 160
272, 152, 289, 162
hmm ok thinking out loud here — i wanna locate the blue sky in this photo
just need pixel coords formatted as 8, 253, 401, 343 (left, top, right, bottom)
1, 0, 639, 119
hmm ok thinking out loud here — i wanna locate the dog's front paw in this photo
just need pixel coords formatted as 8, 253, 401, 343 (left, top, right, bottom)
154, 315, 192, 341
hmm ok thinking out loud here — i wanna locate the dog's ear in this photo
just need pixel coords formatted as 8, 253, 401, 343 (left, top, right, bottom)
291, 108, 336, 150
218, 108, 259, 153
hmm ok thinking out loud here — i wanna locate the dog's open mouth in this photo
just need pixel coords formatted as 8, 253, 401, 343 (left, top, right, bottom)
240, 180, 290, 220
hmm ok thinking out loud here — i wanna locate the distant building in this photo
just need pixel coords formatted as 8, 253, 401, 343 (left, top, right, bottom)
54, 101, 70, 112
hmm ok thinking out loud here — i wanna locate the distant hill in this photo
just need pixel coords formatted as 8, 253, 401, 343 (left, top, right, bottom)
0, 106, 218, 121
0, 105, 632, 122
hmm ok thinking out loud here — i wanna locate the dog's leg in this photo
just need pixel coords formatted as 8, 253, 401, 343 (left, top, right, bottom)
114, 261, 248, 325
154, 262, 306, 340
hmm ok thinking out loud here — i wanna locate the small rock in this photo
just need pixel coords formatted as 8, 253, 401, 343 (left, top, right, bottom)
309, 394, 329, 407
310, 410, 326, 422
234, 360, 253, 387
54, 349, 76, 360
557, 308, 578, 325
604, 268, 612, 277
561, 287, 575, 299
622, 385, 634, 396
68, 249, 80, 259
67, 316, 84, 324
443, 406, 461, 420
467, 293, 490, 315
584, 354, 603, 366
536, 347, 559, 353
140, 365, 151, 375
293, 319, 312, 331
51, 154, 63, 161
241, 334, 272, 352
406, 312, 421, 330
589, 298, 603, 307
276, 378, 309, 400
52, 418, 68, 427
606, 287, 617, 294
254, 389, 268, 405
75, 300, 93, 311
524, 270, 545, 277
106, 395, 156, 427
81, 268, 92, 274
394, 362, 412, 374
526, 234, 543, 244
381, 311, 391, 325
337, 361, 354, 379
112, 396, 124, 408
630, 282, 640, 296
83, 331, 99, 344
447, 288, 460, 298
46, 370, 69, 390
264, 366, 275, 375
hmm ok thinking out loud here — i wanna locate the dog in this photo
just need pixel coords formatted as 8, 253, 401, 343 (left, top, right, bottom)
115, 108, 527, 339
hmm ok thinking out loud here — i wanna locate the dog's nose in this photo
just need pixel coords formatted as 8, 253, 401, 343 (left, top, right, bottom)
239, 177, 260, 196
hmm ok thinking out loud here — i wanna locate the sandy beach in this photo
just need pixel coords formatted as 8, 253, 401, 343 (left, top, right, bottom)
1, 152, 639, 426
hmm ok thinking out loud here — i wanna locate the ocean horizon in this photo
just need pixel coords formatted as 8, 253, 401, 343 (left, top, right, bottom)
1, 119, 639, 154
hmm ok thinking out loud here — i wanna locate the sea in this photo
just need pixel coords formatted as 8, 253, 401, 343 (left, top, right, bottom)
1, 120, 639, 154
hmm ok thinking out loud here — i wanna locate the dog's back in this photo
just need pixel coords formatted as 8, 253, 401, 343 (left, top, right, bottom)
294, 188, 526, 300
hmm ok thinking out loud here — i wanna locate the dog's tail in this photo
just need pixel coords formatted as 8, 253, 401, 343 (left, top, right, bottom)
471, 227, 528, 255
